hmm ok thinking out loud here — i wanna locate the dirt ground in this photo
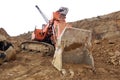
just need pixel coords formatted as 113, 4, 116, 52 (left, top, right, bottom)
0, 37, 120, 80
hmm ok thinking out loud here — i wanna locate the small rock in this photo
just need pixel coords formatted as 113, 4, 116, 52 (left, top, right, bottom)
69, 69, 74, 78
61, 69, 67, 76
78, 68, 84, 73
108, 52, 114, 56
115, 50, 120, 57
94, 40, 101, 44
97, 68, 108, 73
108, 40, 115, 44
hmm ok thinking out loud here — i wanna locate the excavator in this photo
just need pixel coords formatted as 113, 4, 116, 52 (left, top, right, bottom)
20, 5, 95, 72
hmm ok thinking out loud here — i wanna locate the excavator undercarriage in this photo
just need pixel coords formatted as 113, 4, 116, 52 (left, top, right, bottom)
20, 41, 55, 56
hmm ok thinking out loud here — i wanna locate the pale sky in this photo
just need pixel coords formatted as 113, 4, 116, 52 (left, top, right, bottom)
0, 0, 120, 36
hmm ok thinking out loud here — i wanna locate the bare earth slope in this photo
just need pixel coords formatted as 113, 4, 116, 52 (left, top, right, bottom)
0, 11, 120, 80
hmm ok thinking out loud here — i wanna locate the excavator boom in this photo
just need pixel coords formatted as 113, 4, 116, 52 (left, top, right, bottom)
35, 5, 49, 23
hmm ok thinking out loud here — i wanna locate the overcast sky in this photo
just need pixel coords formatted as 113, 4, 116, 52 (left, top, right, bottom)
0, 0, 120, 36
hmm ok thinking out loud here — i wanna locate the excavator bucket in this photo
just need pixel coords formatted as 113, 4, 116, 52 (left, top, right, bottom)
52, 27, 95, 71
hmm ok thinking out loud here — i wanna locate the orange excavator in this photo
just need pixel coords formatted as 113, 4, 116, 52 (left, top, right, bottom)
20, 5, 95, 72
21, 5, 69, 56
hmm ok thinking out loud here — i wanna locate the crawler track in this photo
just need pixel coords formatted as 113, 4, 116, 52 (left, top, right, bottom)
20, 41, 55, 56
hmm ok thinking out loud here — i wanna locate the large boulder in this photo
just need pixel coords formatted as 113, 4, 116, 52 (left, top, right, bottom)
0, 40, 16, 64
0, 28, 16, 64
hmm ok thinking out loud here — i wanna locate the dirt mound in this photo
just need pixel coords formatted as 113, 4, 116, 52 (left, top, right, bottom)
0, 11, 120, 80
17, 31, 32, 40
0, 28, 10, 38
70, 11, 120, 40
0, 28, 10, 41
